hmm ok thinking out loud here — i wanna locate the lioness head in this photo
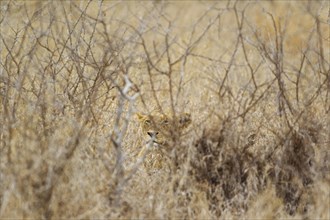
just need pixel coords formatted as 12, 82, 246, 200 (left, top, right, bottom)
136, 111, 192, 147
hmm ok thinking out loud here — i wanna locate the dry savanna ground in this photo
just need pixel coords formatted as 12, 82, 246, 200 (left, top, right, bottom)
0, 1, 329, 219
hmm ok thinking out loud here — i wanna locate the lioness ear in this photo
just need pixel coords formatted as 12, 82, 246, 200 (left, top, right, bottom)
136, 113, 146, 121
179, 113, 191, 128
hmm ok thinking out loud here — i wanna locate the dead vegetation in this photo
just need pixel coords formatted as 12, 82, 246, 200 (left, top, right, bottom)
0, 1, 329, 219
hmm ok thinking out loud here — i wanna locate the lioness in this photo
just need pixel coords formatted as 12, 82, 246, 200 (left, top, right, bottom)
136, 111, 191, 173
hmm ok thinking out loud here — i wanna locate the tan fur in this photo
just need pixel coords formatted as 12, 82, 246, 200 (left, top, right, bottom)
136, 111, 191, 173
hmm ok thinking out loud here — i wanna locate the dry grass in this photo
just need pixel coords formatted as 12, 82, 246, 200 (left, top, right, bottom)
0, 1, 329, 219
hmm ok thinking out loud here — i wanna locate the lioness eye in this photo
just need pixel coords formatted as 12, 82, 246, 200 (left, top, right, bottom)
163, 119, 169, 124
145, 119, 151, 125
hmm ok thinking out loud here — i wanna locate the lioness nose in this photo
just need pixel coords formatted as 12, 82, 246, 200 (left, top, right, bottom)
147, 131, 159, 137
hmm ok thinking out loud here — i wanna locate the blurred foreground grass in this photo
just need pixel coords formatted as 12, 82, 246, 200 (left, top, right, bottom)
0, 1, 329, 219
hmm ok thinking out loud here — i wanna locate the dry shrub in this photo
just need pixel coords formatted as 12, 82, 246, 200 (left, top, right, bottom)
191, 120, 266, 216
1, 1, 329, 219
268, 114, 326, 216
190, 109, 329, 217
